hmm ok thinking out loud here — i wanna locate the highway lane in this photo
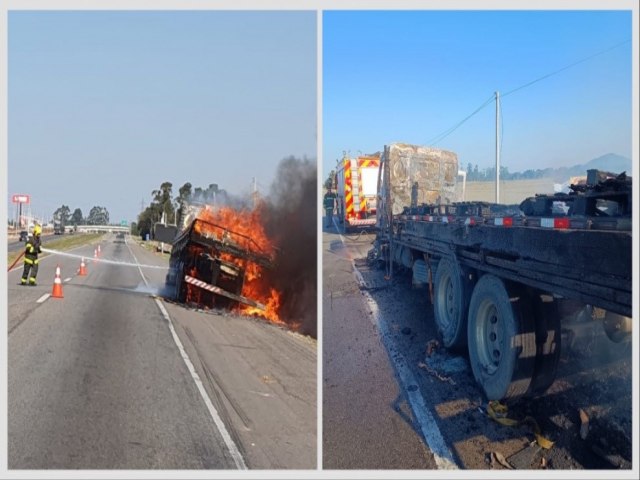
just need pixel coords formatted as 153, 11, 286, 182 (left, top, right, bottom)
322, 224, 437, 469
8, 233, 316, 469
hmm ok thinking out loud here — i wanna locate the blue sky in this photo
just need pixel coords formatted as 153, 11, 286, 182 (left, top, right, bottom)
323, 10, 632, 180
8, 11, 316, 224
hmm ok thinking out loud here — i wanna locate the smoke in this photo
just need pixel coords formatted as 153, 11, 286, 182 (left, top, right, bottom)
262, 156, 317, 338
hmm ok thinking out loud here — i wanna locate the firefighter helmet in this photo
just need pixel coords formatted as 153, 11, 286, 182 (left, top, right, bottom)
33, 224, 42, 236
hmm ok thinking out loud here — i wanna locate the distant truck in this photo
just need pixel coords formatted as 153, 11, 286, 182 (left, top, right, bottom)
53, 220, 65, 235
334, 153, 381, 229
370, 143, 632, 401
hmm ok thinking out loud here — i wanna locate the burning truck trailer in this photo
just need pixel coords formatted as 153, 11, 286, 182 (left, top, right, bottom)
370, 143, 632, 402
160, 204, 277, 315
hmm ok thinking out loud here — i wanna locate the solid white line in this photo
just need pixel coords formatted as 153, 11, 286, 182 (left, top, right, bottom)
64, 278, 71, 282
154, 298, 247, 470
365, 293, 458, 470
36, 294, 50, 303
334, 226, 458, 470
126, 239, 247, 470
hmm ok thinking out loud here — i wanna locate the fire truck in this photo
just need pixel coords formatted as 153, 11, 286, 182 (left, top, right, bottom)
370, 143, 632, 401
334, 153, 381, 229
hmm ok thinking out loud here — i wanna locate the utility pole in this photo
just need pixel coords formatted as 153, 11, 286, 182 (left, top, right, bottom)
495, 90, 500, 204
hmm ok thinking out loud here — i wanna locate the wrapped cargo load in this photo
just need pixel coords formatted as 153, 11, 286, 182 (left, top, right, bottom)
381, 143, 459, 216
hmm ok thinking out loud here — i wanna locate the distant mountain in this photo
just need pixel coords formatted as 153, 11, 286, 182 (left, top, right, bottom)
469, 153, 632, 183
547, 153, 632, 182
582, 153, 632, 174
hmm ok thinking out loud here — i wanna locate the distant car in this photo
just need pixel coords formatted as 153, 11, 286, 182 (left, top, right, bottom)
19, 230, 29, 242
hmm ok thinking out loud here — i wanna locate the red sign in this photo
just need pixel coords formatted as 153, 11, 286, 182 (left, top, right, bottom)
12, 194, 30, 204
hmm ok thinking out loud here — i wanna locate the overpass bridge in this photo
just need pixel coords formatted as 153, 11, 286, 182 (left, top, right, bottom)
75, 225, 130, 234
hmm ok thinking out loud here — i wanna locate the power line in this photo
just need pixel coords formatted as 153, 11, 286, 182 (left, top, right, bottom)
426, 39, 629, 148
427, 94, 495, 146
502, 38, 631, 98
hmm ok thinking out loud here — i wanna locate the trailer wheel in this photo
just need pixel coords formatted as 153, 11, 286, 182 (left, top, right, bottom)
528, 293, 561, 396
433, 257, 470, 350
467, 275, 536, 401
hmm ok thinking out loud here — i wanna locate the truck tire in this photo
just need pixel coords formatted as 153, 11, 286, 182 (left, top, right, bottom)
467, 275, 536, 401
527, 293, 561, 396
433, 257, 470, 350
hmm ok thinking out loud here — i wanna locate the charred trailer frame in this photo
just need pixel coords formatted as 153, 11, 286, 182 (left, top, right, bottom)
372, 144, 632, 403
165, 217, 275, 311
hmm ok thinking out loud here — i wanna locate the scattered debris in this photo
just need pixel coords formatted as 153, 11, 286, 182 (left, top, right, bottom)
401, 327, 412, 335
507, 442, 541, 469
540, 456, 547, 469
418, 361, 456, 385
579, 408, 589, 440
491, 451, 514, 469
261, 375, 275, 384
486, 401, 555, 450
425, 338, 440, 356
422, 350, 468, 375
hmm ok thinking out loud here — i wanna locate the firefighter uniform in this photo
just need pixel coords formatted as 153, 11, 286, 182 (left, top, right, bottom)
21, 225, 42, 286
324, 190, 337, 228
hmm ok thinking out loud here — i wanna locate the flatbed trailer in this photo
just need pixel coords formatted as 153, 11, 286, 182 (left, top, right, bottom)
372, 146, 632, 401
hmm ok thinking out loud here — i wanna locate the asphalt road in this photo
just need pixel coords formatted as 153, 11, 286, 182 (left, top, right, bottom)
8, 233, 316, 469
322, 222, 436, 470
322, 220, 632, 471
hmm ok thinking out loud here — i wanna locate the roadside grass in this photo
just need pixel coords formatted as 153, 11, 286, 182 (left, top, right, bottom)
8, 233, 105, 267
139, 240, 172, 259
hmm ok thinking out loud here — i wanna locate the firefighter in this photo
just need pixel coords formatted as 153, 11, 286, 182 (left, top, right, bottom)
21, 224, 42, 286
323, 188, 337, 228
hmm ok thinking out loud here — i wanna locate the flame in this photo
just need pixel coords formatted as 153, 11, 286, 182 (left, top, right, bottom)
186, 205, 283, 325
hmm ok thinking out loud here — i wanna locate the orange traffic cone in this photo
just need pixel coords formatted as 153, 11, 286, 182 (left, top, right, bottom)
51, 265, 64, 298
93, 248, 98, 264
79, 258, 87, 276
97, 244, 101, 257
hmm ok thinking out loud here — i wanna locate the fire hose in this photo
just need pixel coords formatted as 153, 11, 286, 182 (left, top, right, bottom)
8, 251, 25, 272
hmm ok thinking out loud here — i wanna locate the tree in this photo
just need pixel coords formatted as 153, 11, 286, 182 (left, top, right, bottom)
324, 170, 335, 190
71, 208, 83, 225
53, 205, 71, 224
86, 206, 109, 225
152, 181, 175, 223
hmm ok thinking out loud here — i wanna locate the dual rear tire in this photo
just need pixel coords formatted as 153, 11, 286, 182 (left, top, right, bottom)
425, 252, 563, 401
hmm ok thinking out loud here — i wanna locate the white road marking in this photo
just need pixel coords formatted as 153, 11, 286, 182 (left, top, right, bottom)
64, 278, 71, 282
36, 294, 50, 303
126, 239, 247, 470
333, 225, 459, 470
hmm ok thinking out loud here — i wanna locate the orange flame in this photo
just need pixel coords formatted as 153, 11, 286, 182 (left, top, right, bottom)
188, 205, 282, 324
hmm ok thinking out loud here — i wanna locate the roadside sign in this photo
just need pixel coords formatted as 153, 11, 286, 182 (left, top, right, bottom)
12, 194, 30, 204
120, 220, 128, 226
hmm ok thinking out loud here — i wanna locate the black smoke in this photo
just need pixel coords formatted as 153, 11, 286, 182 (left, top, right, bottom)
262, 156, 317, 338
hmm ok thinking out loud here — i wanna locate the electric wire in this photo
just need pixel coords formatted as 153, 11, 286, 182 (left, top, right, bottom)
425, 39, 629, 148
427, 94, 495, 146
502, 38, 630, 98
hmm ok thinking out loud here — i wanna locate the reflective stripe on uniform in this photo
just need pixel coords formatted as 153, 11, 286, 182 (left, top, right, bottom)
24, 258, 34, 265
